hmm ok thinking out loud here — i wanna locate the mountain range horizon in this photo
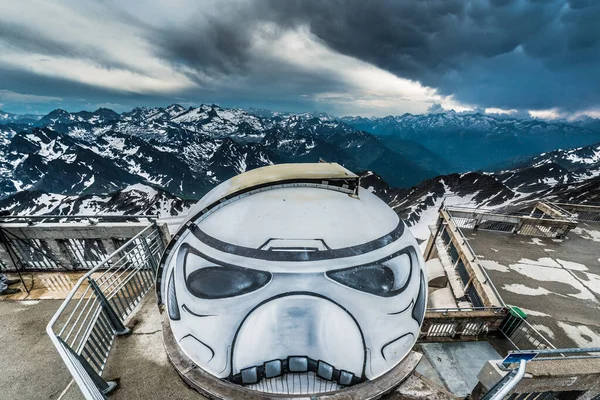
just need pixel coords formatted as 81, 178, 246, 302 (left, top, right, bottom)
3, 102, 600, 124
0, 101, 598, 239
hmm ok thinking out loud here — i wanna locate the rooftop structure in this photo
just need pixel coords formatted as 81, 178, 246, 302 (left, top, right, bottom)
0, 175, 599, 399
421, 202, 600, 399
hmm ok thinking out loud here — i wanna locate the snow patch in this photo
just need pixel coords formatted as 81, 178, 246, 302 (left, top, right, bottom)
502, 284, 552, 296
519, 308, 552, 318
558, 321, 600, 347
571, 227, 600, 242
480, 259, 510, 273
556, 259, 588, 271
531, 324, 556, 340
509, 261, 597, 301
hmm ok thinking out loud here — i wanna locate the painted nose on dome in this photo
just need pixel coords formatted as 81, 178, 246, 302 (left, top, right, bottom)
231, 294, 365, 380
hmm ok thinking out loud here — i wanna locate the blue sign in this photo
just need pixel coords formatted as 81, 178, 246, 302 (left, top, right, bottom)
502, 351, 538, 365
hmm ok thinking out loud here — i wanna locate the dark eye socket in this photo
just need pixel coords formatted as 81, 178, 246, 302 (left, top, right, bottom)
326, 250, 413, 297
186, 266, 271, 299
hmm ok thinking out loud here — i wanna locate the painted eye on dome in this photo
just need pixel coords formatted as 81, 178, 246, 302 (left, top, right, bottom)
186, 266, 271, 299
182, 245, 271, 299
326, 250, 413, 297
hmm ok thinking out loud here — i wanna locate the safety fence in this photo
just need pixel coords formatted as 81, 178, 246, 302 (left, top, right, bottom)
0, 216, 155, 272
552, 202, 600, 222
446, 206, 577, 239
46, 223, 165, 400
436, 216, 505, 308
427, 209, 556, 352
499, 311, 556, 351
421, 307, 507, 340
482, 347, 600, 400
421, 306, 556, 354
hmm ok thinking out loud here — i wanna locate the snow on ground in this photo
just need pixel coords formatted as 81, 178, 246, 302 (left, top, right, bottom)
479, 259, 510, 273
405, 183, 499, 243
519, 308, 552, 318
556, 259, 589, 271
557, 321, 600, 347
531, 324, 556, 340
576, 271, 600, 296
502, 284, 552, 296
572, 227, 600, 242
509, 260, 596, 301
122, 183, 159, 197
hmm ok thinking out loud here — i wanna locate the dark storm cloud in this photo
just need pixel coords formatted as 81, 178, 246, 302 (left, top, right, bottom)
1, 0, 599, 115
146, 0, 600, 113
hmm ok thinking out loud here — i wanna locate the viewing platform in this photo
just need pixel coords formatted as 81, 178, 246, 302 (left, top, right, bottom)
1, 203, 600, 399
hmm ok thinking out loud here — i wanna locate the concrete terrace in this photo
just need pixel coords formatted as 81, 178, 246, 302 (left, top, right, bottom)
1, 290, 452, 400
465, 219, 600, 349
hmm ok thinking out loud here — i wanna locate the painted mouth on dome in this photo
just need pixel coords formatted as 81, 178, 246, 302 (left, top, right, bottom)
229, 356, 363, 394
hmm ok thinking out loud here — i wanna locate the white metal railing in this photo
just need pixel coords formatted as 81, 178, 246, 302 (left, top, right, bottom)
552, 202, 600, 222
437, 217, 507, 308
46, 222, 165, 399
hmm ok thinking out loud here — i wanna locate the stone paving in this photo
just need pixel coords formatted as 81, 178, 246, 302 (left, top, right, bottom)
465, 220, 600, 349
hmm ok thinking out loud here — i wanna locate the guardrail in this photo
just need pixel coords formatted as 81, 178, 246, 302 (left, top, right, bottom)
421, 307, 507, 340
46, 222, 165, 399
498, 312, 555, 351
483, 347, 600, 400
436, 213, 506, 308
446, 206, 577, 238
0, 217, 155, 272
552, 202, 600, 222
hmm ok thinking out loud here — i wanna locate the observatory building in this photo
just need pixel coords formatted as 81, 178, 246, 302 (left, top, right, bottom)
3, 163, 600, 399
157, 162, 427, 396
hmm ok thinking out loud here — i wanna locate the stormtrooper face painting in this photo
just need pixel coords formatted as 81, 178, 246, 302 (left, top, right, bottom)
158, 164, 427, 395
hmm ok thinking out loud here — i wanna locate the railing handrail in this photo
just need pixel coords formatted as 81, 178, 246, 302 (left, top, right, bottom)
46, 221, 164, 399
444, 212, 507, 308
446, 206, 573, 223
513, 347, 600, 357
1, 214, 158, 220
426, 306, 506, 313
46, 223, 157, 335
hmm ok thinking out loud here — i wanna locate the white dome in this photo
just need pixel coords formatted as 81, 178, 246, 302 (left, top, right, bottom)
158, 163, 426, 395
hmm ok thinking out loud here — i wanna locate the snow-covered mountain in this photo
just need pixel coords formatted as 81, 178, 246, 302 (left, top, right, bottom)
362, 140, 600, 241
0, 183, 192, 217
0, 104, 445, 200
1, 104, 599, 228
342, 112, 600, 173
0, 110, 42, 125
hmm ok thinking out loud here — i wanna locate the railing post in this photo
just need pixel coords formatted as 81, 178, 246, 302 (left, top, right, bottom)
58, 337, 118, 396
88, 278, 130, 336
142, 238, 158, 274
512, 220, 524, 234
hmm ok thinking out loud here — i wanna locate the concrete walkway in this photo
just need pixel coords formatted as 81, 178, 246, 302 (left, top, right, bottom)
0, 299, 73, 400
102, 291, 204, 400
1, 287, 452, 400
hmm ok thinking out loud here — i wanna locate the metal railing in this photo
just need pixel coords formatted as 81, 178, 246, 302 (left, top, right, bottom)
483, 347, 600, 399
0, 216, 154, 272
446, 206, 576, 239
421, 307, 507, 340
552, 202, 600, 222
46, 222, 165, 399
437, 218, 506, 308
498, 312, 555, 351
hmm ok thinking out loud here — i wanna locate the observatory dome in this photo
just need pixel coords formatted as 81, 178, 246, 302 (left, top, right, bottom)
158, 163, 426, 395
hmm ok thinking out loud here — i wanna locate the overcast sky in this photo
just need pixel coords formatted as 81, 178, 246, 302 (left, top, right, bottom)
0, 0, 599, 118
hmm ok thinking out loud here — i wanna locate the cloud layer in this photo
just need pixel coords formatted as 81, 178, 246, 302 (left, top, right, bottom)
0, 0, 598, 116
